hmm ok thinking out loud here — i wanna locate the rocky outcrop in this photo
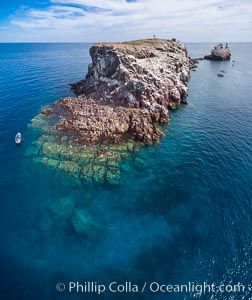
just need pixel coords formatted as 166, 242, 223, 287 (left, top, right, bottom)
204, 43, 231, 60
44, 39, 196, 146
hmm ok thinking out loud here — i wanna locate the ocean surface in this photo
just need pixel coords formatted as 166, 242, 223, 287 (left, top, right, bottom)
0, 43, 251, 300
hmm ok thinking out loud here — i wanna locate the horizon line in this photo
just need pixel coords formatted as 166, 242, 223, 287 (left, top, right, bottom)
0, 41, 252, 44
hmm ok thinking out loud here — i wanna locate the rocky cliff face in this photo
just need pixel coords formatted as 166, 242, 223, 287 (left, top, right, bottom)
204, 43, 231, 60
45, 39, 197, 145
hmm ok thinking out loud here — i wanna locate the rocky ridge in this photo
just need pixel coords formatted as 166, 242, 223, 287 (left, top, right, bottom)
45, 39, 197, 145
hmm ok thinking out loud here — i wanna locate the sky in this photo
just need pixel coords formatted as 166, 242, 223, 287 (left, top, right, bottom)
0, 0, 252, 42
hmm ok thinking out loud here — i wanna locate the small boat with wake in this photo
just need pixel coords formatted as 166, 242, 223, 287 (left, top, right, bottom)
217, 73, 224, 77
15, 132, 22, 144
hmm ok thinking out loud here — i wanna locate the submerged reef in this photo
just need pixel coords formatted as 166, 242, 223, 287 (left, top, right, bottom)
27, 38, 198, 185
204, 43, 231, 60
26, 113, 141, 185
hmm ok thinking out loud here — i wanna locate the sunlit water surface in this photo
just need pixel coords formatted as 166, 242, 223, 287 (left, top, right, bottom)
0, 43, 251, 300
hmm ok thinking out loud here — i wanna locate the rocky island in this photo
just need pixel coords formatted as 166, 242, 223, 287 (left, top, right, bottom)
204, 43, 231, 60
27, 38, 198, 185
44, 39, 197, 146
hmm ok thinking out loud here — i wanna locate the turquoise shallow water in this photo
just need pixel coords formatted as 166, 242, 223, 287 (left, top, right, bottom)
0, 43, 252, 300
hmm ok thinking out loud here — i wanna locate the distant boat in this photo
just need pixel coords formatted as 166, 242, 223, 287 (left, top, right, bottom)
217, 73, 224, 77
15, 132, 22, 144
220, 70, 226, 73
232, 60, 235, 63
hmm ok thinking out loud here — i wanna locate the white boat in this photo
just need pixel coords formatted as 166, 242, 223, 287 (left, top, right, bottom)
15, 132, 22, 144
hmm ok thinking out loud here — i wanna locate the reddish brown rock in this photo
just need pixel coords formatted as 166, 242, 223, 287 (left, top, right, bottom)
43, 39, 196, 145
41, 109, 53, 116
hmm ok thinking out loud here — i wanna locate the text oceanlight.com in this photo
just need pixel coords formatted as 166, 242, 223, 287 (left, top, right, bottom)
56, 281, 251, 296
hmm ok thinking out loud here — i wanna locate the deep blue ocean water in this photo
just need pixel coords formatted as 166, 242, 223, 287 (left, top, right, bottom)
0, 43, 251, 300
